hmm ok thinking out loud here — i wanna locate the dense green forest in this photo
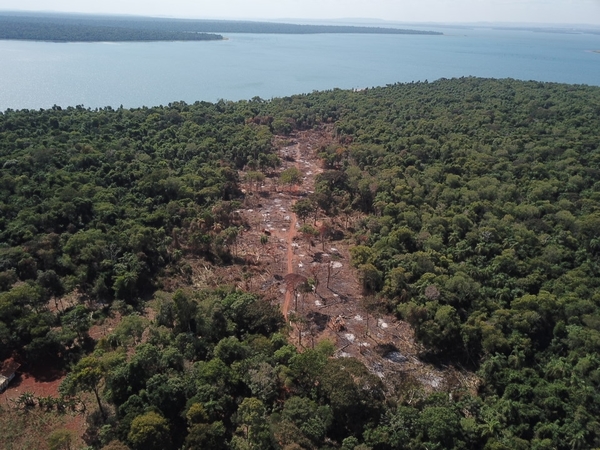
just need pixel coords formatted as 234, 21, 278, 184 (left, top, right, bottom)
2, 78, 600, 449
0, 12, 441, 42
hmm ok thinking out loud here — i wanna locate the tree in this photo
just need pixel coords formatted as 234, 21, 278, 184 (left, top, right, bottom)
378, 406, 420, 448
289, 346, 329, 394
144, 374, 189, 419
246, 362, 278, 404
299, 224, 319, 249
61, 304, 91, 342
284, 274, 310, 312
418, 406, 461, 448
271, 420, 312, 450
318, 357, 384, 438
112, 252, 147, 300
186, 403, 209, 425
233, 397, 271, 449
185, 421, 227, 450
128, 411, 172, 450
100, 441, 129, 450
214, 336, 249, 365
60, 355, 106, 420
281, 396, 332, 444
349, 245, 374, 267
382, 266, 409, 300
109, 314, 149, 347
292, 199, 315, 224
222, 226, 242, 257
172, 289, 198, 333
37, 269, 64, 297
271, 118, 293, 135
318, 222, 332, 251
358, 263, 383, 293
245, 171, 266, 192
280, 167, 303, 190
360, 295, 383, 337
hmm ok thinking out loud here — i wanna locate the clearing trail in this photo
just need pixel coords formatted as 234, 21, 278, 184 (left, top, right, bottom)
229, 126, 479, 395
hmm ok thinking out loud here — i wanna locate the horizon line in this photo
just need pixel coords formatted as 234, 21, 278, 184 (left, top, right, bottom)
1, 9, 600, 28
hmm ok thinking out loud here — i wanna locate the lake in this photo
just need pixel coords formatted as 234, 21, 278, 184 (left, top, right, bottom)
1, 26, 599, 111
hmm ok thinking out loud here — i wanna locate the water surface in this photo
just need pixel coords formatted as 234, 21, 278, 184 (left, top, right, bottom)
1, 27, 599, 110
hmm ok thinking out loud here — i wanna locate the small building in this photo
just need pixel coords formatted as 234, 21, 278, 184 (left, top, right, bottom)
0, 359, 20, 392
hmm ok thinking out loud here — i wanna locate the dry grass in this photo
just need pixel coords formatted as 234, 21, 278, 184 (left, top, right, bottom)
0, 404, 85, 450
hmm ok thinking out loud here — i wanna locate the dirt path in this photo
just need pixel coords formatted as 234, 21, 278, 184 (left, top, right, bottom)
282, 211, 297, 320
280, 142, 303, 320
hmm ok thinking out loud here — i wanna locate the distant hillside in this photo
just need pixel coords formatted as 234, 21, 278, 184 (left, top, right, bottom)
0, 12, 442, 42
0, 15, 223, 42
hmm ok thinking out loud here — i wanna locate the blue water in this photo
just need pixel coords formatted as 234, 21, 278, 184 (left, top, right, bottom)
0, 26, 599, 110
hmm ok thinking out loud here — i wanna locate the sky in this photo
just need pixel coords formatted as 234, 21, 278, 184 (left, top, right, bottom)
1, 0, 600, 25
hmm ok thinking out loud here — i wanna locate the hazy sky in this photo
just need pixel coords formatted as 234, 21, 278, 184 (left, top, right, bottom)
1, 0, 600, 25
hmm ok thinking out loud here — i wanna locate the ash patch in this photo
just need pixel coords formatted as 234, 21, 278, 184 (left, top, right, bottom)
306, 311, 330, 332
312, 252, 328, 263
385, 352, 408, 364
376, 343, 408, 364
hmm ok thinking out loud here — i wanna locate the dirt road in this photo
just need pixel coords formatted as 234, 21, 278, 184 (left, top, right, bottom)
282, 206, 298, 320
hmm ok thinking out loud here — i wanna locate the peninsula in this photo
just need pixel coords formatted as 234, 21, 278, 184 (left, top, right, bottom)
0, 12, 442, 42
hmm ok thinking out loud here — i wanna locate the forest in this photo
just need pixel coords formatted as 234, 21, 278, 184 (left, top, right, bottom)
0, 12, 441, 42
1, 77, 600, 449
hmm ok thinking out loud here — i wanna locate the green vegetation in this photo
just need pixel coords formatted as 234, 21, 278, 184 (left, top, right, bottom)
300, 78, 600, 449
280, 167, 303, 188
0, 99, 275, 362
47, 429, 74, 450
2, 77, 600, 449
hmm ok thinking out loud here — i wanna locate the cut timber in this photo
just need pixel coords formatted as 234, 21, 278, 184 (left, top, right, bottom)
328, 314, 346, 332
